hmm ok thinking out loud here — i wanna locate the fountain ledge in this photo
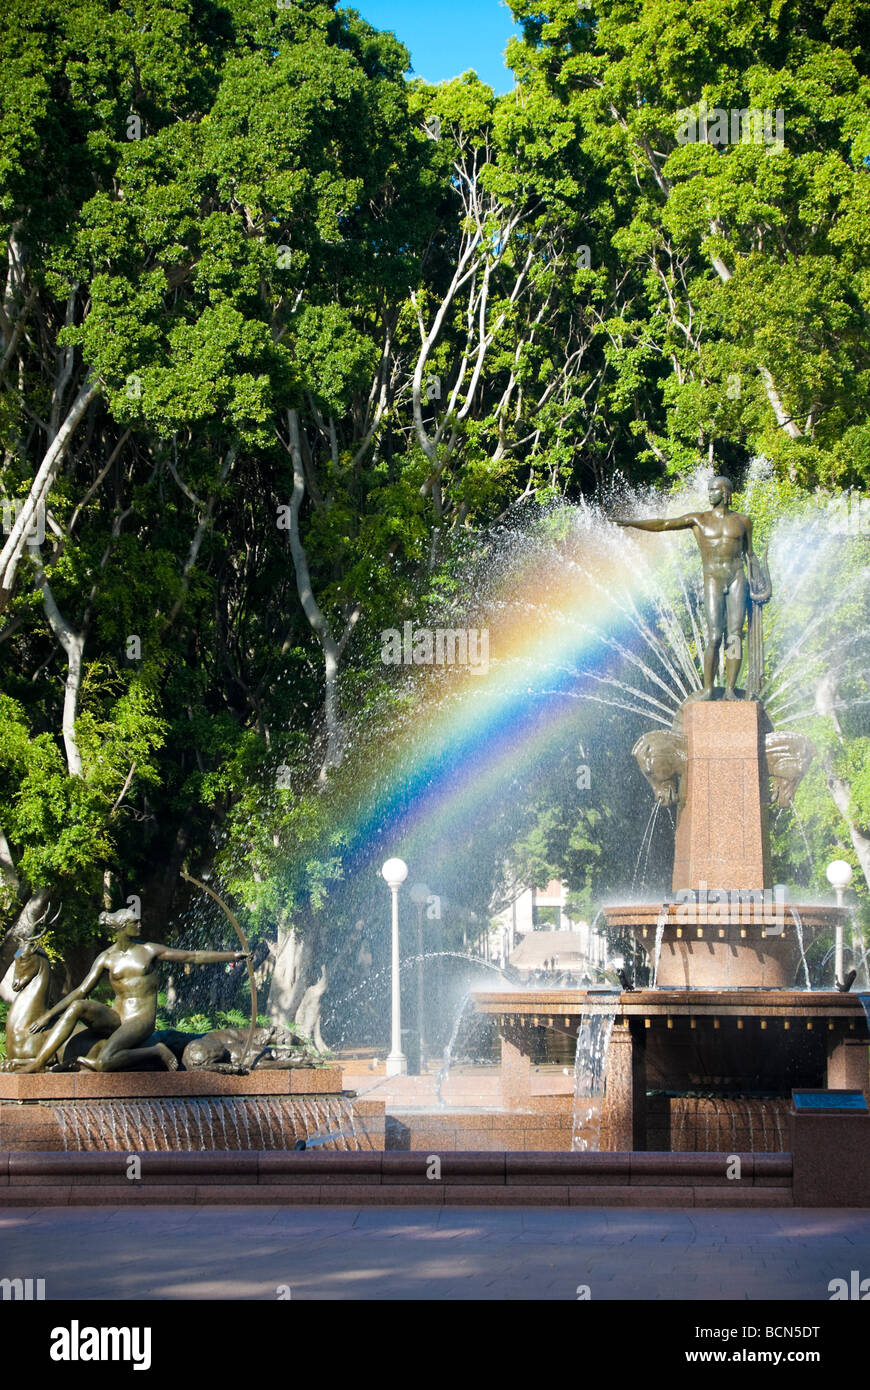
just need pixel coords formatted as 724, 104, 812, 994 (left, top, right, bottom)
472, 989, 870, 1024
0, 1065, 344, 1101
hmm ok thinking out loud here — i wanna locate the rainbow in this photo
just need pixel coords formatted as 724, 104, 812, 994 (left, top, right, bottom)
334, 509, 704, 873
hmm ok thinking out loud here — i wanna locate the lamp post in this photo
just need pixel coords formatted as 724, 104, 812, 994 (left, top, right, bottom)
409, 882, 430, 1069
382, 857, 408, 1076
826, 859, 853, 987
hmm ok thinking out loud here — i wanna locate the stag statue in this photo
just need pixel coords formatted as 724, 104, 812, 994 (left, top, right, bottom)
1, 906, 60, 1070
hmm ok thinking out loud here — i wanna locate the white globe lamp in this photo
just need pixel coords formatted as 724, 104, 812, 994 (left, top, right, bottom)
826, 860, 853, 987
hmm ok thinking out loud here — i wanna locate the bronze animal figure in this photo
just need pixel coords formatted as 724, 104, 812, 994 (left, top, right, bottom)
632, 730, 687, 807
764, 732, 816, 807
181, 1024, 315, 1072
2, 907, 58, 1070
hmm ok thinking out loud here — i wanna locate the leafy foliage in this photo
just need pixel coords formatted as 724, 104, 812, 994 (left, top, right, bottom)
0, 0, 867, 1032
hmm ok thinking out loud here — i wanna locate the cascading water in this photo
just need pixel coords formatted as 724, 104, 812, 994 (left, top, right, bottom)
49, 1096, 366, 1152
435, 991, 473, 1108
789, 907, 812, 990
651, 904, 668, 988
791, 808, 815, 881
667, 1096, 789, 1152
571, 992, 619, 1151
632, 803, 661, 893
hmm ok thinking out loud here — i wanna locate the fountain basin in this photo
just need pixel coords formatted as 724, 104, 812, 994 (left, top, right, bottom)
472, 985, 868, 1020
473, 987, 870, 1151
604, 902, 845, 988
0, 1068, 386, 1152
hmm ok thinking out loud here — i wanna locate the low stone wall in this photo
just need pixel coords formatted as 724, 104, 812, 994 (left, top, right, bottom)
0, 1149, 793, 1206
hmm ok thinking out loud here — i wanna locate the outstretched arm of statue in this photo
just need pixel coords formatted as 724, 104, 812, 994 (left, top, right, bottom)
615, 512, 698, 532
156, 947, 249, 965
29, 954, 106, 1032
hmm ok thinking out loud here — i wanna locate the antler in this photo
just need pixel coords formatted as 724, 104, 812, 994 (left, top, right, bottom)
24, 900, 61, 942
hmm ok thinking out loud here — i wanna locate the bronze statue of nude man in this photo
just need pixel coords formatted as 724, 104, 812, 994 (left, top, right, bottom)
20, 907, 248, 1073
616, 476, 760, 701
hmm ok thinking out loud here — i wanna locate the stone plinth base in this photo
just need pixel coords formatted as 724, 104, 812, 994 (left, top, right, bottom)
673, 700, 770, 891
826, 1036, 870, 1099
791, 1107, 870, 1206
599, 1023, 641, 1151
500, 1024, 532, 1110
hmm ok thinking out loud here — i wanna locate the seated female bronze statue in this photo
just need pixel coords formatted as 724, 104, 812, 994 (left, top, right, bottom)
20, 907, 248, 1073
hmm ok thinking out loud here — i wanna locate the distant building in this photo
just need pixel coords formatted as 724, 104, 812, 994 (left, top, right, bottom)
508, 930, 588, 976
489, 881, 606, 970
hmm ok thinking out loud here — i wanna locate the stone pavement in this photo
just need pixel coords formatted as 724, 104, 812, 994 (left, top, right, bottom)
2, 1205, 868, 1299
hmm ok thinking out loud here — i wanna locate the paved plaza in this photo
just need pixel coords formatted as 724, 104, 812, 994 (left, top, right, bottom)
3, 1205, 868, 1300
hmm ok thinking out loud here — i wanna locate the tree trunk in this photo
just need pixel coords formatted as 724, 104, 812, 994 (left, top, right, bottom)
708, 230, 802, 443
815, 672, 870, 892
265, 922, 315, 1025
0, 825, 19, 913
823, 771, 870, 892
295, 967, 327, 1051
0, 377, 99, 613
30, 558, 86, 776
284, 409, 357, 778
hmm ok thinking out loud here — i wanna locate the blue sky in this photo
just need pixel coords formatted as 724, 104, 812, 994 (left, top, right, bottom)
356, 1, 519, 93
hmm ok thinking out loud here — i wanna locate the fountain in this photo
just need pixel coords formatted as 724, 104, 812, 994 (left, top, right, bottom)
473, 476, 870, 1153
